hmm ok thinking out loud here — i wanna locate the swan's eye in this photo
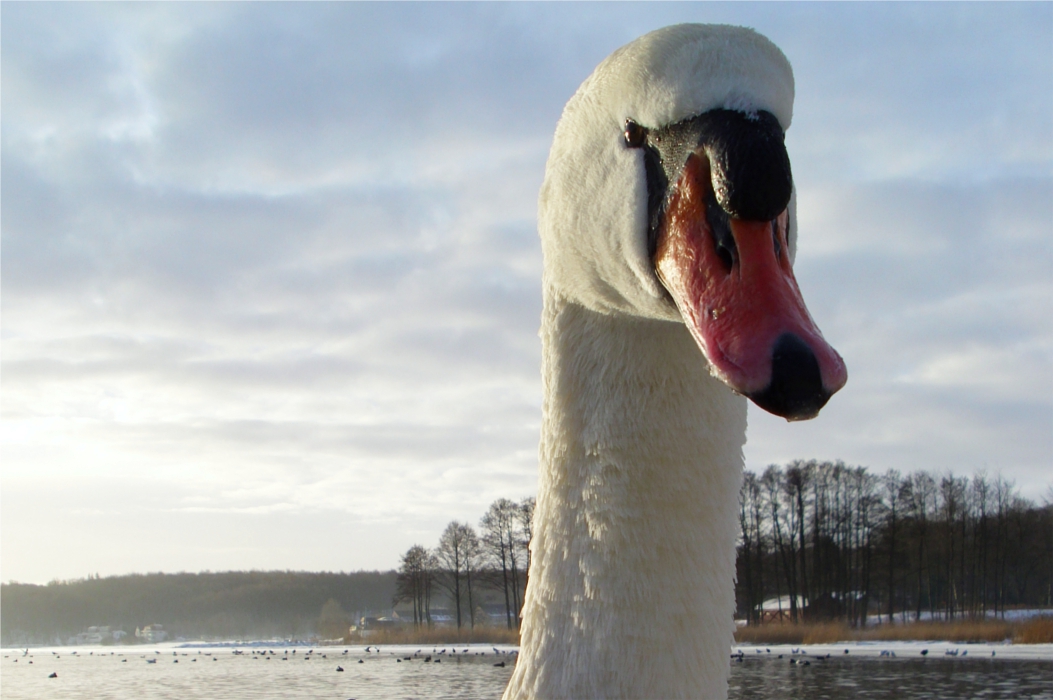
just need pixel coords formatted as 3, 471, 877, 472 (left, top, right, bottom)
624, 119, 647, 148
706, 189, 737, 273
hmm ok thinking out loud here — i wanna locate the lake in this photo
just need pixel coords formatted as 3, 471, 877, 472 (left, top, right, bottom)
2, 643, 1051, 699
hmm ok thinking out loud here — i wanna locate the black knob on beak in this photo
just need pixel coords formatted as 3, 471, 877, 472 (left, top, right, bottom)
748, 333, 830, 421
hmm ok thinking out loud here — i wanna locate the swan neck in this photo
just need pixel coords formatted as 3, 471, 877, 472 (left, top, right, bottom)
504, 292, 746, 700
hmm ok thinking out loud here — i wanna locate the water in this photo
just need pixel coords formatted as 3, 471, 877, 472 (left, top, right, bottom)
2, 644, 1051, 699
1, 646, 514, 700
728, 656, 1053, 700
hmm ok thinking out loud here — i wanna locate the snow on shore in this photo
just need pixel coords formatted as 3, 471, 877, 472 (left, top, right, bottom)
732, 641, 1053, 661
8, 640, 1052, 662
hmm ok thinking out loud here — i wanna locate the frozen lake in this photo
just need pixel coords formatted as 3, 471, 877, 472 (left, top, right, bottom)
2, 642, 1051, 699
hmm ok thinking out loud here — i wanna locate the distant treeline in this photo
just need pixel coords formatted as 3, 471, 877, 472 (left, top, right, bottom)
736, 462, 1053, 626
1, 570, 396, 646
6, 464, 1049, 646
399, 467, 1053, 634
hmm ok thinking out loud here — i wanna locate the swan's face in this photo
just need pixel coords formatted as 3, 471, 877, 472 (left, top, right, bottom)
636, 109, 847, 420
538, 24, 846, 420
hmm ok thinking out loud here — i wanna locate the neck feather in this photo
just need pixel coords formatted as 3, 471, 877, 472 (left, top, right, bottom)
504, 292, 746, 700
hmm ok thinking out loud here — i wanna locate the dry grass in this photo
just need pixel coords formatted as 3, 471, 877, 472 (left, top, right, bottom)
336, 617, 1053, 647
734, 622, 856, 645
735, 623, 816, 645
734, 617, 1053, 645
861, 620, 1014, 643
1016, 617, 1053, 644
803, 623, 855, 645
344, 626, 521, 646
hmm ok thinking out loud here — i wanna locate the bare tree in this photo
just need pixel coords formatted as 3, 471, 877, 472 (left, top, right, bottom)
994, 475, 1014, 618
972, 472, 991, 617
938, 474, 968, 619
729, 463, 1049, 628
786, 461, 812, 611
517, 497, 536, 621
906, 471, 936, 621
882, 470, 903, 623
463, 526, 481, 628
481, 499, 521, 628
434, 521, 479, 628
394, 545, 433, 627
762, 465, 797, 621
737, 471, 767, 623
852, 467, 879, 627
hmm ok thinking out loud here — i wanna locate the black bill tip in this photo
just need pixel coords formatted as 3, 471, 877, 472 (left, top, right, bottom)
748, 333, 830, 421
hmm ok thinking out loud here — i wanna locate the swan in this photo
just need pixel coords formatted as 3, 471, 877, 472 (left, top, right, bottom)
502, 25, 847, 700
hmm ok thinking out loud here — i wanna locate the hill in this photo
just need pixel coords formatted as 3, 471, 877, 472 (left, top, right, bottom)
1, 570, 396, 646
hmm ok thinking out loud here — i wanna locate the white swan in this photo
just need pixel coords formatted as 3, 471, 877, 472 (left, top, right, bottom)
503, 25, 847, 700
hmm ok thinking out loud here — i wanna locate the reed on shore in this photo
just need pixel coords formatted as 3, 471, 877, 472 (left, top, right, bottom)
733, 617, 1053, 645
339, 617, 1053, 647
345, 626, 520, 646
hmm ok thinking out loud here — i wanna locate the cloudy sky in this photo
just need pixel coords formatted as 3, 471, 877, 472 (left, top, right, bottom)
2, 3, 1050, 585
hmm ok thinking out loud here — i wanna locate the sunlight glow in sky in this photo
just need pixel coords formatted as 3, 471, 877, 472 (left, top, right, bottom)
2, 3, 1051, 584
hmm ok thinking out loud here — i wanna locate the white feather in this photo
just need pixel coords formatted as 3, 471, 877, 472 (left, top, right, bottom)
503, 25, 796, 700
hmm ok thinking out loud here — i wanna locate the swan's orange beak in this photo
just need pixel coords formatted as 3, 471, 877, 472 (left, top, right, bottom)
655, 153, 847, 421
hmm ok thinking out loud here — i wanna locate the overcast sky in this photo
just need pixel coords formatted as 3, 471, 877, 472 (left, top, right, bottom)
2, 3, 1050, 585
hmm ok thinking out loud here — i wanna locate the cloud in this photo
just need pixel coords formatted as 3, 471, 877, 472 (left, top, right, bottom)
2, 3, 1050, 583
777, 3, 1053, 184
747, 177, 1052, 499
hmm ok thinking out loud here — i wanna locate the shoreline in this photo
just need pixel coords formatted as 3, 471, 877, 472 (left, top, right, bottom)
5, 640, 1053, 662
734, 617, 1053, 645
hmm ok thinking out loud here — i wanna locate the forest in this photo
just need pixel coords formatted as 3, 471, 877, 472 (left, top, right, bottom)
3, 464, 1049, 646
736, 461, 1052, 625
1, 570, 396, 646
395, 467, 1052, 632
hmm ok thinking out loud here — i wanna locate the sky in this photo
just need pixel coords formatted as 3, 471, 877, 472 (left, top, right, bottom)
2, 3, 1051, 585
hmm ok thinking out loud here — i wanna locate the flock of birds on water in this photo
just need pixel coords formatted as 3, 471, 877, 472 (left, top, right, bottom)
730, 646, 998, 666
5, 644, 523, 680
6, 641, 1000, 680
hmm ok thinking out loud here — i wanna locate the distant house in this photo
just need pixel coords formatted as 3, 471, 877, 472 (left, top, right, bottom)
68, 625, 111, 645
753, 594, 872, 623
353, 614, 402, 638
135, 624, 168, 643
756, 596, 808, 624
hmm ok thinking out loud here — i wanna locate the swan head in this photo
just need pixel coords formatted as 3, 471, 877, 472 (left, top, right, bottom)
539, 24, 847, 420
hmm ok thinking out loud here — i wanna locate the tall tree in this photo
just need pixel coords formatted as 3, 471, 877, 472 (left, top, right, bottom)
938, 475, 968, 618
786, 461, 811, 612
853, 467, 879, 627
994, 475, 1014, 618
517, 496, 536, 621
738, 473, 756, 622
730, 463, 1048, 629
906, 471, 936, 620
481, 499, 521, 629
434, 521, 479, 628
463, 527, 481, 628
394, 545, 433, 627
972, 472, 991, 617
882, 470, 903, 623
317, 599, 349, 640
762, 465, 797, 621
